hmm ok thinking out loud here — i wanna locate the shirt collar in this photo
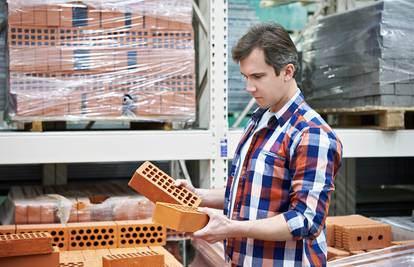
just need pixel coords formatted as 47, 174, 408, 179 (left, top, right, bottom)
251, 89, 304, 129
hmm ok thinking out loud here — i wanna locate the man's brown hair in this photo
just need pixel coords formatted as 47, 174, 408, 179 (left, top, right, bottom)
232, 23, 298, 77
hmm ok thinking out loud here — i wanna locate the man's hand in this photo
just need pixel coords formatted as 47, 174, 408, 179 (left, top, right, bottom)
193, 207, 238, 243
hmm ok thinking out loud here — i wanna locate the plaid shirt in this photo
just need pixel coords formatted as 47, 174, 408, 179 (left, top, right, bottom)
224, 91, 342, 267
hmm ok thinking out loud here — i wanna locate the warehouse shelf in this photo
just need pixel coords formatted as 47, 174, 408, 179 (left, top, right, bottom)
0, 130, 214, 164
228, 129, 414, 158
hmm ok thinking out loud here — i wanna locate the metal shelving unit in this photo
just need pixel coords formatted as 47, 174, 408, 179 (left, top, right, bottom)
2, 0, 414, 189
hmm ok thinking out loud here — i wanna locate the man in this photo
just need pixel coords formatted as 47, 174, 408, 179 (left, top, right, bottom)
176, 23, 342, 266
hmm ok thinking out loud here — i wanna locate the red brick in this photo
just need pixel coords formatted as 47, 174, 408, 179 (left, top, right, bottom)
60, 6, 73, 27
41, 203, 56, 223
21, 7, 34, 25
128, 161, 202, 207
327, 246, 350, 261
0, 247, 59, 267
101, 11, 125, 29
115, 220, 166, 248
0, 225, 16, 235
153, 202, 208, 233
15, 204, 28, 224
0, 232, 53, 257
102, 250, 164, 267
47, 5, 61, 27
8, 10, 22, 26
34, 6, 48, 27
27, 204, 41, 224
16, 223, 69, 251
67, 221, 117, 250
341, 223, 391, 251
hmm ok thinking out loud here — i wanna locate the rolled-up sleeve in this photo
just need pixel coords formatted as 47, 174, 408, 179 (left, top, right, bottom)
283, 127, 342, 240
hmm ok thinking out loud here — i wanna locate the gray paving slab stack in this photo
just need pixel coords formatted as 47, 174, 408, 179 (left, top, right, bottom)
302, 0, 414, 109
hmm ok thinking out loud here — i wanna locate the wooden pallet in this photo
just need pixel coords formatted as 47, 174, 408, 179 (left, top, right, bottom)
317, 106, 414, 130
15, 120, 174, 132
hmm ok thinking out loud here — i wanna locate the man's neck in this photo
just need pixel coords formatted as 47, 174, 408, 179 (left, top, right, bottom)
269, 80, 298, 113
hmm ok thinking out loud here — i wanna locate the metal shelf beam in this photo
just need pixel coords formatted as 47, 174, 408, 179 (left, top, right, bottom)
1, 130, 214, 164
229, 129, 414, 158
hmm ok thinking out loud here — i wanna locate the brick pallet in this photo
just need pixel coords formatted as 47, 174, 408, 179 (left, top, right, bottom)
302, 1, 414, 112
7, 0, 195, 122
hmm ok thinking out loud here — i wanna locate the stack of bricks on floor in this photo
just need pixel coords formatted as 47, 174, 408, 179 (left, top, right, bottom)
7, 0, 195, 121
0, 181, 154, 225
302, 0, 414, 108
129, 161, 209, 233
326, 215, 394, 261
0, 220, 182, 266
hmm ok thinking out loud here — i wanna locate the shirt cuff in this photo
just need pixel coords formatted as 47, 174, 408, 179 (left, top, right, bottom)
283, 210, 308, 240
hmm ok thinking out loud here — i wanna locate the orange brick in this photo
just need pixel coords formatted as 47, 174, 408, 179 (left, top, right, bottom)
41, 203, 56, 223
153, 202, 208, 233
15, 204, 28, 224
341, 224, 391, 251
327, 246, 350, 261
21, 7, 34, 25
86, 10, 101, 29
115, 220, 166, 248
67, 221, 117, 250
102, 250, 164, 267
0, 247, 59, 267
101, 11, 125, 29
47, 5, 61, 27
0, 225, 16, 235
77, 197, 92, 222
16, 223, 68, 251
27, 204, 41, 224
8, 10, 22, 26
128, 161, 201, 207
34, 6, 48, 27
60, 5, 73, 27
0, 232, 53, 257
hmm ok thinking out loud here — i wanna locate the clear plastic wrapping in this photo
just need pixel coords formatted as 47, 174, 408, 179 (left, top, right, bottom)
0, 181, 154, 224
301, 0, 414, 108
6, 0, 195, 122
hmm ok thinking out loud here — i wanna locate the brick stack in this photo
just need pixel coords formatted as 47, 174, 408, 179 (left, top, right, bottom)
326, 215, 392, 261
302, 0, 414, 108
7, 0, 195, 122
0, 232, 60, 267
0, 182, 154, 225
0, 220, 166, 252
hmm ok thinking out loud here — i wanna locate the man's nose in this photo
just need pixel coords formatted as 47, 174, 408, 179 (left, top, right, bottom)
245, 79, 256, 92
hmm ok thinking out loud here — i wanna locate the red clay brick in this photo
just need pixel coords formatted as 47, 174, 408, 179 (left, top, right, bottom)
327, 246, 350, 261
47, 5, 60, 27
0, 247, 59, 267
341, 223, 391, 251
67, 222, 117, 250
17, 223, 68, 251
21, 7, 34, 25
102, 250, 164, 267
27, 204, 42, 224
76, 197, 92, 222
0, 225, 16, 235
0, 232, 53, 257
153, 202, 209, 233
60, 6, 72, 27
8, 10, 22, 26
128, 161, 201, 207
115, 220, 166, 248
34, 6, 47, 27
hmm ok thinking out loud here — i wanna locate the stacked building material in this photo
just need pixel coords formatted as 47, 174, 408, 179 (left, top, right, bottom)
302, 0, 414, 108
7, 0, 195, 122
0, 181, 154, 224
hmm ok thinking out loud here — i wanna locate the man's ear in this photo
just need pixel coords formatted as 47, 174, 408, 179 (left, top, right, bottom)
283, 64, 295, 81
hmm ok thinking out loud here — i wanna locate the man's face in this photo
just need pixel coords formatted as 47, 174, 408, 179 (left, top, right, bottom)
239, 48, 290, 112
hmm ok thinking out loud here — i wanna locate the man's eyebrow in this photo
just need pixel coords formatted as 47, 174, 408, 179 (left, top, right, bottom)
240, 72, 266, 77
